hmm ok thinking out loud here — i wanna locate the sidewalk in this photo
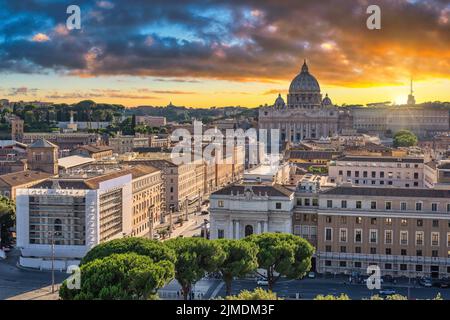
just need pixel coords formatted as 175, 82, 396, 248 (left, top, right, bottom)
7, 285, 60, 300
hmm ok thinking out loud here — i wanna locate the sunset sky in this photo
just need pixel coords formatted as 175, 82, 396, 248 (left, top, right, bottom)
0, 0, 449, 108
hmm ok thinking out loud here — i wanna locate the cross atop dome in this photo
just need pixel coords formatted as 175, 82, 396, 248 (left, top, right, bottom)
301, 59, 309, 73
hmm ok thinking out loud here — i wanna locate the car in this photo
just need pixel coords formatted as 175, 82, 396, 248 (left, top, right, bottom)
433, 280, 450, 288
419, 278, 432, 287
308, 272, 316, 279
379, 288, 396, 296
201, 210, 209, 215
153, 234, 161, 240
256, 278, 269, 286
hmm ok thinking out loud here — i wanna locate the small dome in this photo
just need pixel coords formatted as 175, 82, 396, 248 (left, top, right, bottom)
322, 94, 332, 106
289, 60, 321, 94
274, 94, 285, 107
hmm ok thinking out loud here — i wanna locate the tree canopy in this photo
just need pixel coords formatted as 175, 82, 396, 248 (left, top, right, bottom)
165, 237, 226, 300
81, 237, 176, 266
0, 196, 15, 246
216, 239, 258, 295
244, 233, 314, 290
393, 130, 418, 148
225, 288, 279, 300
60, 253, 174, 300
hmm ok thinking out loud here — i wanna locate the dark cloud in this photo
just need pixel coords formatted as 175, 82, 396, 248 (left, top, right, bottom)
0, 0, 449, 86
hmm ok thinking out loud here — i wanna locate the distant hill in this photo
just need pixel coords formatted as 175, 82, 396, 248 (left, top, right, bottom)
128, 104, 257, 123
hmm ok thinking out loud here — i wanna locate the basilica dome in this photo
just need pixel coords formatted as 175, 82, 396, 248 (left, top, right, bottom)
289, 60, 320, 94
274, 94, 285, 108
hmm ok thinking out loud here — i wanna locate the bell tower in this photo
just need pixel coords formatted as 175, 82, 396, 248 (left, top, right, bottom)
27, 139, 59, 175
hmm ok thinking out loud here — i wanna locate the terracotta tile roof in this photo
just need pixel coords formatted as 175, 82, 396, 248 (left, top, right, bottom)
0, 170, 53, 187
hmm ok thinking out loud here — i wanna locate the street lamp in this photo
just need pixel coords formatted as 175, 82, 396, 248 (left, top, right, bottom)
48, 231, 56, 294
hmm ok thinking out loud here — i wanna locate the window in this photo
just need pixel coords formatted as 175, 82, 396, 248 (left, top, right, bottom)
401, 202, 407, 211
371, 201, 377, 209
380, 172, 385, 178
401, 249, 407, 256
356, 201, 362, 209
275, 202, 282, 210
325, 245, 332, 252
355, 171, 360, 178
385, 263, 392, 270
354, 262, 362, 268
339, 261, 347, 267
355, 229, 362, 243
385, 218, 392, 226
416, 265, 423, 272
385, 230, 393, 244
327, 200, 333, 208
297, 198, 302, 206
400, 264, 407, 271
447, 204, 450, 212
385, 202, 392, 210
312, 199, 319, 206
432, 250, 438, 258
371, 171, 376, 178
433, 220, 439, 228
325, 228, 333, 241
304, 199, 310, 206
218, 200, 224, 207
340, 228, 348, 242
401, 219, 408, 226
432, 203, 438, 212
415, 231, 424, 246
370, 229, 378, 243
431, 232, 439, 246
400, 231, 408, 245
371, 218, 377, 225
340, 216, 347, 224
416, 250, 422, 256
355, 246, 362, 254
363, 171, 368, 178
218, 229, 225, 239
447, 233, 450, 247
340, 246, 346, 253
415, 202, 422, 211
325, 260, 332, 266
370, 247, 377, 254
338, 170, 343, 176
417, 219, 423, 227
341, 200, 347, 209
385, 248, 392, 255
356, 217, 362, 224
347, 171, 351, 177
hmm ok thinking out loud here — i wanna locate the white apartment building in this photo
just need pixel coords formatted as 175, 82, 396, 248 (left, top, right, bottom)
329, 155, 424, 188
210, 184, 294, 240
16, 172, 135, 270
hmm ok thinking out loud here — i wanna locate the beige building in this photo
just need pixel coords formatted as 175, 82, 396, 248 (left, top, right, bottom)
72, 145, 113, 161
314, 186, 450, 279
128, 165, 164, 238
135, 116, 167, 127
352, 106, 449, 137
109, 134, 149, 154
127, 159, 204, 212
329, 155, 425, 188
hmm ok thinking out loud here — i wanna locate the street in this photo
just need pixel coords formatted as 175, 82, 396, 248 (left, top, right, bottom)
214, 277, 450, 300
0, 249, 67, 300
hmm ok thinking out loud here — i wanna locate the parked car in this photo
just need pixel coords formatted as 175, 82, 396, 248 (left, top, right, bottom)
432, 279, 450, 288
379, 288, 396, 296
256, 278, 269, 286
308, 272, 316, 279
419, 277, 432, 287
201, 210, 209, 215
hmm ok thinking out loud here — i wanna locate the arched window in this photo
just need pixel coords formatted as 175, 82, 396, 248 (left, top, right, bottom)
245, 225, 254, 237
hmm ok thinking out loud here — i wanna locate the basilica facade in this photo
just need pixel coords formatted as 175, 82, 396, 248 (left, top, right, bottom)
259, 61, 339, 142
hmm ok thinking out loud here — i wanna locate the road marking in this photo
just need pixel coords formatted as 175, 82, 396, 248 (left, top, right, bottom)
210, 282, 225, 299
